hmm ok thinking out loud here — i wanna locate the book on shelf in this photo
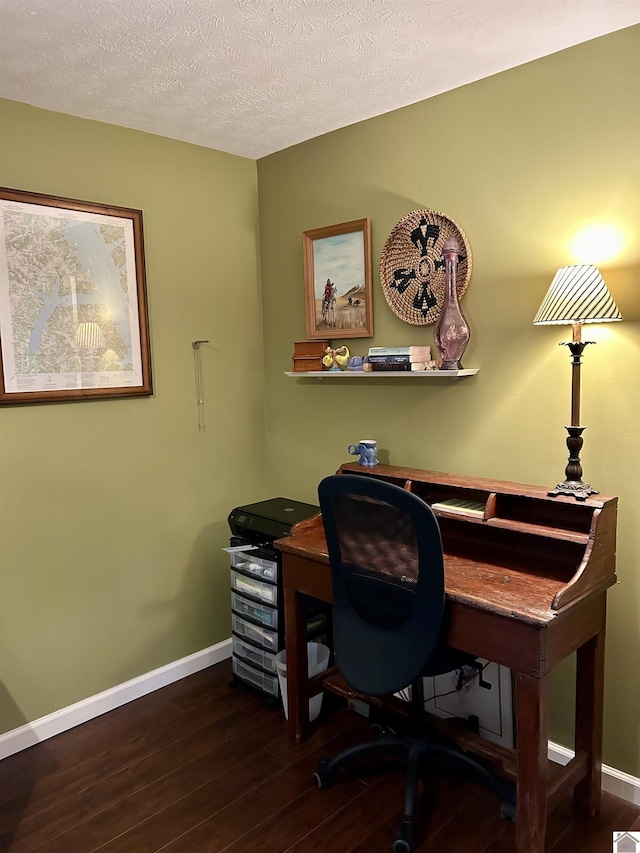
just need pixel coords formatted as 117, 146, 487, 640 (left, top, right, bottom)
368, 346, 432, 358
369, 361, 412, 371
368, 351, 431, 364
367, 354, 413, 364
368, 346, 410, 355
430, 497, 485, 517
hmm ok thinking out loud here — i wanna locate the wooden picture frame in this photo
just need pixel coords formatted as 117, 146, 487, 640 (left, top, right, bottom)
0, 187, 152, 404
303, 218, 373, 340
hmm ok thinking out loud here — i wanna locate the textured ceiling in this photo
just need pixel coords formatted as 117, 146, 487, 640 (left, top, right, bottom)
1, 0, 638, 159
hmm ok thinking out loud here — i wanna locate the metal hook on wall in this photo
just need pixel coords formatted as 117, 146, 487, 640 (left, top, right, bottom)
192, 340, 209, 430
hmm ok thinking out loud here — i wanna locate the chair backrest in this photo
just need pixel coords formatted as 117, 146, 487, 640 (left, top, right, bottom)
318, 474, 446, 697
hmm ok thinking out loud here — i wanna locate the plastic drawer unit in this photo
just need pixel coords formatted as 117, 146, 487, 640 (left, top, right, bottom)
228, 545, 282, 701
227, 497, 326, 704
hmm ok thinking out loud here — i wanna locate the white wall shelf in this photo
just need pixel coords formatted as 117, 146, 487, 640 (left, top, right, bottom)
285, 369, 479, 380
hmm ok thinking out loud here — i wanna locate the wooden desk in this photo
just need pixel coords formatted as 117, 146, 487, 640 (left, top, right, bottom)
275, 463, 617, 853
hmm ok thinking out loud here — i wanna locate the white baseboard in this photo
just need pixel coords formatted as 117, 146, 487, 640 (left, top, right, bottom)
548, 740, 640, 806
2, 650, 638, 808
0, 638, 232, 760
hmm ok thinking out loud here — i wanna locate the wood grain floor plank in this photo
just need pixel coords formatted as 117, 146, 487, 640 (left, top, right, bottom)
1, 684, 264, 834
549, 798, 640, 853
629, 811, 640, 832
263, 705, 365, 765
1, 661, 637, 853
410, 783, 507, 852
284, 772, 408, 852
94, 748, 289, 853
0, 663, 229, 806
2, 702, 271, 852
28, 824, 101, 853
85, 710, 287, 844
157, 729, 373, 853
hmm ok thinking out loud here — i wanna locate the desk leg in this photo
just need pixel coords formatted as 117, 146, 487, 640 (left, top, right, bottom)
574, 625, 605, 815
284, 586, 310, 742
516, 671, 549, 853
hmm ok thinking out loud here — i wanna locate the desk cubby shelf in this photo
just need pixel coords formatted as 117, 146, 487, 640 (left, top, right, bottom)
338, 462, 616, 613
424, 490, 593, 545
285, 369, 479, 379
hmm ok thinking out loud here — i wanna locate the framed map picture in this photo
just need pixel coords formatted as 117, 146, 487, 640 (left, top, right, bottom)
303, 218, 373, 340
0, 188, 152, 404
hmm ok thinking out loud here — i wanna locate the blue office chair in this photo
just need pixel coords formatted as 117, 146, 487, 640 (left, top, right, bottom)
314, 474, 514, 853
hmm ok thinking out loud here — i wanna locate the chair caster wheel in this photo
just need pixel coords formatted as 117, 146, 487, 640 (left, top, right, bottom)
313, 760, 331, 789
393, 818, 413, 853
370, 722, 385, 737
501, 800, 516, 821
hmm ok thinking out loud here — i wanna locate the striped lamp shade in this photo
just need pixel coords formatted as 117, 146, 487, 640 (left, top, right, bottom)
533, 265, 622, 325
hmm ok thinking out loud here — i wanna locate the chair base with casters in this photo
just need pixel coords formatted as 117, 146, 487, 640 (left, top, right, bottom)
313, 675, 516, 853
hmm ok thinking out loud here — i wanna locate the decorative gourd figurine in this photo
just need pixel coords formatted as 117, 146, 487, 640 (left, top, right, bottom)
322, 345, 350, 371
334, 346, 350, 369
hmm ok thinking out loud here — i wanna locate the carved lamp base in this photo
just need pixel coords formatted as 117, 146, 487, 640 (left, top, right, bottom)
549, 425, 599, 501
548, 480, 598, 501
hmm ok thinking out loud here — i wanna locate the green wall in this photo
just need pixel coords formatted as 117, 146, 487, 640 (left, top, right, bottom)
258, 27, 640, 776
0, 100, 268, 732
1, 26, 638, 780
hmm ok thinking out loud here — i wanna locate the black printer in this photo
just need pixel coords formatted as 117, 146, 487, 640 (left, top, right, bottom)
228, 496, 320, 546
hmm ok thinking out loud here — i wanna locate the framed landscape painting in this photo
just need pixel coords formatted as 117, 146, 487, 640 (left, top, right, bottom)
303, 217, 373, 340
0, 187, 152, 404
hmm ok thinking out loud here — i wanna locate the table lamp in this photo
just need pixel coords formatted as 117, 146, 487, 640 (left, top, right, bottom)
533, 264, 622, 500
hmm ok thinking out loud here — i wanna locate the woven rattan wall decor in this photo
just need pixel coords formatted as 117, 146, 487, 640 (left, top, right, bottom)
379, 209, 472, 326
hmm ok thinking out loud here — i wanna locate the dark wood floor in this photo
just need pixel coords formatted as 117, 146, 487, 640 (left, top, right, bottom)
1, 659, 638, 853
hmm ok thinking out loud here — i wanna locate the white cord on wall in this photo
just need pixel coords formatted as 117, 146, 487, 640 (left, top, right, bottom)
192, 340, 209, 430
